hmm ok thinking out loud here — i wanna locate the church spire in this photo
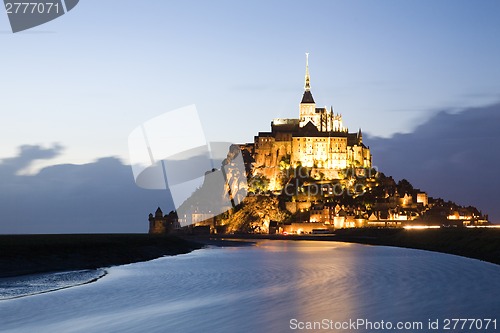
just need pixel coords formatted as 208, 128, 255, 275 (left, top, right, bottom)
300, 53, 315, 104
305, 52, 311, 91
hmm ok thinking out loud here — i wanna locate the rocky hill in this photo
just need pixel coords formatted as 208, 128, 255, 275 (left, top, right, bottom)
219, 196, 289, 233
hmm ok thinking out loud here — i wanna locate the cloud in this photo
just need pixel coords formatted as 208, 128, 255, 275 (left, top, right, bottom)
0, 147, 174, 234
3, 101, 499, 234
367, 102, 500, 222
0, 144, 64, 176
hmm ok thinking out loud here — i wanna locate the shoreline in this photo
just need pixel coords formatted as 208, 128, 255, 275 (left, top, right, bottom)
0, 234, 205, 278
0, 269, 108, 301
201, 228, 500, 265
1, 229, 498, 280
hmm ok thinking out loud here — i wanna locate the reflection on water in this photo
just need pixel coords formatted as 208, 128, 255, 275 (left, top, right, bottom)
0, 241, 499, 333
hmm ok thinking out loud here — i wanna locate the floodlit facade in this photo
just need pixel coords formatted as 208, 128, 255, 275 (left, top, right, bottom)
249, 54, 372, 190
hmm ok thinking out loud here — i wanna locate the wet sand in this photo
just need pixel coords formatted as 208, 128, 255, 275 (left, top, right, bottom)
1, 228, 498, 279
0, 234, 204, 278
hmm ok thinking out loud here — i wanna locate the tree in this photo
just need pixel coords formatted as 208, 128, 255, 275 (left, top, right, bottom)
248, 174, 270, 194
397, 179, 414, 195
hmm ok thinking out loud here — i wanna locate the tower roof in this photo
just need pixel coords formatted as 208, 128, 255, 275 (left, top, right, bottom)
155, 207, 163, 217
301, 90, 315, 104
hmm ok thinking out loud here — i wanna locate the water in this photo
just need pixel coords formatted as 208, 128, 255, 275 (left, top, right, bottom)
0, 241, 499, 333
0, 269, 106, 300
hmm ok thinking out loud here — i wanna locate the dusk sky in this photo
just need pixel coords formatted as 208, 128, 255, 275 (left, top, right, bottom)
1, 1, 499, 168
1, 1, 500, 232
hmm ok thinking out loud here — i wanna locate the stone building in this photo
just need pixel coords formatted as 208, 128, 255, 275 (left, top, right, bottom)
148, 207, 180, 234
246, 54, 372, 190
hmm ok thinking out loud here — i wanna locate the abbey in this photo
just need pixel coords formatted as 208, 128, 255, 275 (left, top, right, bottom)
248, 54, 372, 190
147, 54, 490, 233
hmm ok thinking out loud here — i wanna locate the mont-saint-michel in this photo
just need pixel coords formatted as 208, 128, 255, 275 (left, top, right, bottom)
150, 54, 491, 236
2, 3, 500, 332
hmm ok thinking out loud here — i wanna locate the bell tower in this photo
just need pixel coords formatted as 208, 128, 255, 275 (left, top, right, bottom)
299, 53, 318, 128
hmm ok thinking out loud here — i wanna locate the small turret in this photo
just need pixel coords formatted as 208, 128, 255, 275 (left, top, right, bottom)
149, 207, 167, 234
155, 207, 163, 218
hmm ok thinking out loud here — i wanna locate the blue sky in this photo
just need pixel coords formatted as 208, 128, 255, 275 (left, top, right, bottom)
1, 1, 500, 232
1, 0, 500, 168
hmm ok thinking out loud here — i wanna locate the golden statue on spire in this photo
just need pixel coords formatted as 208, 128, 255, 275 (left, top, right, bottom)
305, 52, 311, 91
